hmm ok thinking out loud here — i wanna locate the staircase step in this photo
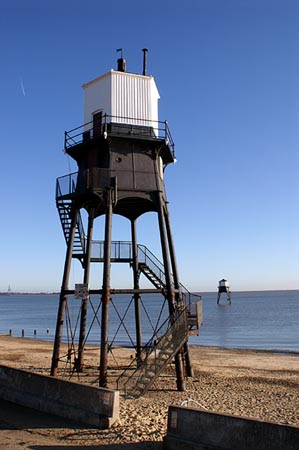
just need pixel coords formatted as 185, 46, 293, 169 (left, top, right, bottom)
141, 372, 156, 380
138, 263, 164, 289
115, 272, 190, 398
157, 354, 171, 362
57, 198, 85, 254
142, 372, 157, 380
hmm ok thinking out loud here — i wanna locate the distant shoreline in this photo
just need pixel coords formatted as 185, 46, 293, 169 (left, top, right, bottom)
0, 289, 298, 296
0, 292, 59, 296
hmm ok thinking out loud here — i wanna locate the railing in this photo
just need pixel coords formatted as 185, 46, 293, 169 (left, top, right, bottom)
56, 173, 86, 252
88, 242, 166, 283
88, 241, 166, 284
90, 240, 133, 260
64, 114, 175, 156
56, 168, 159, 198
87, 240, 202, 334
56, 172, 78, 198
117, 308, 188, 397
180, 283, 202, 312
75, 205, 86, 253
138, 244, 166, 287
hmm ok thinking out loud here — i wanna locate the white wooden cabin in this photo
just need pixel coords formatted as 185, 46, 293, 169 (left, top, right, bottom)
82, 69, 160, 134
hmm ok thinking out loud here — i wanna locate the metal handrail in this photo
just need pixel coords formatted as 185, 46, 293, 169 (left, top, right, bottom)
56, 172, 78, 198
56, 174, 86, 252
75, 205, 86, 253
87, 240, 200, 314
56, 168, 159, 197
64, 114, 175, 155
180, 283, 202, 312
117, 307, 188, 396
90, 240, 133, 260
137, 244, 167, 287
87, 240, 167, 284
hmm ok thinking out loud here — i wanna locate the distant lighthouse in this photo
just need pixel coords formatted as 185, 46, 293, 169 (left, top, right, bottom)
217, 278, 231, 304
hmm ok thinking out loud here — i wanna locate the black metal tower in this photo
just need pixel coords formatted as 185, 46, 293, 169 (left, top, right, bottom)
50, 52, 202, 394
217, 279, 231, 305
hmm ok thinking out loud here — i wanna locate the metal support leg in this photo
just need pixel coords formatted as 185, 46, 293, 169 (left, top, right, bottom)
156, 194, 173, 307
164, 204, 193, 379
156, 192, 186, 391
99, 190, 113, 388
164, 205, 180, 298
51, 207, 78, 376
77, 209, 94, 372
131, 219, 142, 363
217, 292, 221, 304
183, 342, 194, 377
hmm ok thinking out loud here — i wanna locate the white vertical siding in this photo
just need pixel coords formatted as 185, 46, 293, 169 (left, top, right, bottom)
150, 79, 159, 127
83, 72, 111, 125
111, 71, 159, 126
83, 70, 160, 129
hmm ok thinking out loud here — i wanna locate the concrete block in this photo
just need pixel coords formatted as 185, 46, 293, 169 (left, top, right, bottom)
163, 406, 299, 450
0, 365, 119, 428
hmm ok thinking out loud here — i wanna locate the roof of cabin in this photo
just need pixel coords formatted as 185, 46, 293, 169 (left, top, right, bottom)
82, 69, 156, 90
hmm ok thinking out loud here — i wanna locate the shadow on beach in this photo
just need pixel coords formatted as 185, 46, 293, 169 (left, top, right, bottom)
29, 444, 162, 449
0, 399, 163, 449
0, 399, 81, 431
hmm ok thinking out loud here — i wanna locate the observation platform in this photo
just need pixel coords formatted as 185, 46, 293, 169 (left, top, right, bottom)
64, 114, 176, 165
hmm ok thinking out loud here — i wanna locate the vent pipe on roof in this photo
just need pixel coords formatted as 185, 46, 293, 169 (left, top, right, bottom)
142, 48, 148, 75
116, 48, 126, 72
117, 58, 126, 72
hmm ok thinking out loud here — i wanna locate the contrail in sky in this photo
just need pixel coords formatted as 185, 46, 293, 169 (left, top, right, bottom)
20, 76, 26, 96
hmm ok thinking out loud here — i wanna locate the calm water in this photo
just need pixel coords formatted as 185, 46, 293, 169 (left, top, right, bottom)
0, 290, 298, 353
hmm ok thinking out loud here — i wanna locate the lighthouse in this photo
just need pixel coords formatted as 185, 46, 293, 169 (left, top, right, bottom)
217, 278, 231, 304
50, 51, 202, 395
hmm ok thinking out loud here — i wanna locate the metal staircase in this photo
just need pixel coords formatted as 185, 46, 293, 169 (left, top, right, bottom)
114, 254, 201, 397
57, 199, 85, 255
138, 262, 164, 289
56, 176, 86, 257
117, 308, 189, 398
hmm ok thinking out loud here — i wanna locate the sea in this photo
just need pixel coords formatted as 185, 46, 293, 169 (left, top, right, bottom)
0, 290, 298, 353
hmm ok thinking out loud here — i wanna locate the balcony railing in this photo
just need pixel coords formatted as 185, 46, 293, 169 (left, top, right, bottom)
90, 240, 133, 261
56, 172, 78, 198
56, 166, 161, 197
64, 114, 175, 156
89, 241, 166, 283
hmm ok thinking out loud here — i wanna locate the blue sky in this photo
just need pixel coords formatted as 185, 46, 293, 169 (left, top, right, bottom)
0, 0, 298, 292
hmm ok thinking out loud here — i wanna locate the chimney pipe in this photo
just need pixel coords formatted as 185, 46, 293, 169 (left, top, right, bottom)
117, 58, 126, 72
116, 48, 126, 72
142, 48, 148, 76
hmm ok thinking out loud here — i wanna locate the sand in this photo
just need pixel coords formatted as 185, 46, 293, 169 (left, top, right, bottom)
0, 335, 298, 449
